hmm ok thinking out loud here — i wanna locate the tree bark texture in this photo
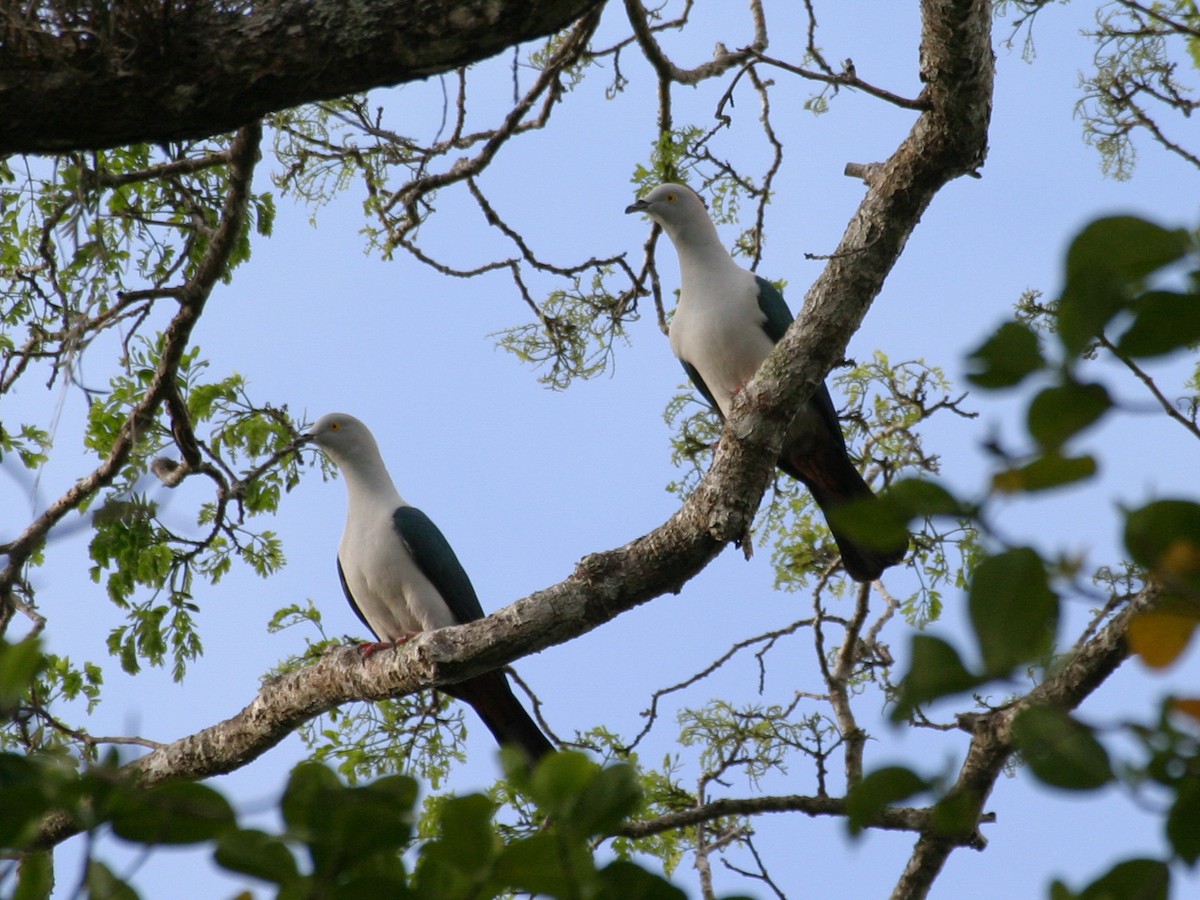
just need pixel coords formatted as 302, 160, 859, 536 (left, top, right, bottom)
0, 0, 605, 155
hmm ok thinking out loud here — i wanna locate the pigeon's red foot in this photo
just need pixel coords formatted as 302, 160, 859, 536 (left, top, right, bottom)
359, 635, 416, 659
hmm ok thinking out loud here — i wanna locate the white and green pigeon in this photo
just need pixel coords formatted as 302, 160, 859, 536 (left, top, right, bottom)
626, 183, 907, 582
303, 412, 553, 762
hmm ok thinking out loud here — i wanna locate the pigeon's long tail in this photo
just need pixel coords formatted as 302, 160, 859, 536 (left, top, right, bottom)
780, 445, 908, 584
442, 669, 554, 763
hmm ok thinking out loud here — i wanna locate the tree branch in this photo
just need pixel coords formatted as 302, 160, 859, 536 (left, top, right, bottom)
0, 0, 605, 155
891, 587, 1153, 899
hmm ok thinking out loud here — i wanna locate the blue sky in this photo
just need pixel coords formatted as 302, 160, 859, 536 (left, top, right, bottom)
5, 2, 1200, 897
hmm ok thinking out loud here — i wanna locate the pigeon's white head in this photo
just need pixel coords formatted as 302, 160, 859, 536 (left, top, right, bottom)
624, 183, 715, 245
305, 412, 380, 467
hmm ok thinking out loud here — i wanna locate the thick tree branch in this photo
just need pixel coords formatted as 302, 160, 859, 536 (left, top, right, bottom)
0, 0, 605, 155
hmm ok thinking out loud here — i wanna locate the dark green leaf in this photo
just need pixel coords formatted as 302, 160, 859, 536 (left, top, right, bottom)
1077, 858, 1169, 900
1027, 382, 1111, 450
831, 478, 960, 549
596, 860, 688, 900
1117, 290, 1200, 358
529, 752, 640, 838
0, 754, 53, 847
883, 478, 966, 518
966, 321, 1046, 388
969, 548, 1059, 676
1059, 216, 1191, 354
1167, 775, 1200, 864
992, 452, 1097, 494
930, 789, 982, 839
1124, 500, 1200, 595
214, 828, 300, 885
280, 761, 342, 834
13, 850, 52, 900
0, 639, 45, 714
85, 860, 140, 900
569, 763, 643, 837
494, 831, 590, 897
890, 635, 984, 722
1012, 706, 1114, 791
431, 794, 498, 873
845, 766, 929, 835
108, 781, 235, 845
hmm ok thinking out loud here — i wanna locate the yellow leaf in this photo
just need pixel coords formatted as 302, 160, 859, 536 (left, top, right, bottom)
1158, 538, 1200, 583
1171, 698, 1200, 723
1127, 610, 1199, 669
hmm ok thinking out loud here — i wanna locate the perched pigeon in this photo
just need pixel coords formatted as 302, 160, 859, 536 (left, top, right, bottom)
303, 412, 553, 761
626, 183, 906, 581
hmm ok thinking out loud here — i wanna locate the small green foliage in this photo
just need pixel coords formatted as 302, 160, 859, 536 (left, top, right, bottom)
493, 269, 633, 390
631, 126, 704, 190
0, 422, 50, 469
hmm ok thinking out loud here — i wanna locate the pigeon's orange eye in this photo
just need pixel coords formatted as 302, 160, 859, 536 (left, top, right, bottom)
666, 193, 677, 202
330, 422, 341, 431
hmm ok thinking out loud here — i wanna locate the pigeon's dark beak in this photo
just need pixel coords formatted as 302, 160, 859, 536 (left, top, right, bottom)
624, 198, 648, 215
290, 431, 315, 451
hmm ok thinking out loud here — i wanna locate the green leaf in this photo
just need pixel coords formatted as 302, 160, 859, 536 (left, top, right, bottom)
966, 321, 1046, 388
529, 753, 641, 838
1167, 775, 1200, 864
85, 860, 141, 900
845, 766, 929, 835
13, 851, 53, 900
1124, 500, 1200, 595
930, 789, 982, 838
0, 638, 46, 713
1058, 216, 1191, 354
1076, 857, 1169, 900
596, 859, 688, 900
494, 831, 588, 897
108, 781, 236, 845
830, 478, 960, 550
890, 635, 984, 722
428, 793, 499, 876
1117, 290, 1200, 358
214, 828, 300, 885
1012, 706, 1114, 791
280, 761, 342, 835
969, 548, 1058, 676
0, 754, 58, 847
1027, 382, 1111, 450
992, 452, 1098, 494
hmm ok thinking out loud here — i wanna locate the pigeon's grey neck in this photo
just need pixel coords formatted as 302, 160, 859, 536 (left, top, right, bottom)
329, 442, 403, 509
